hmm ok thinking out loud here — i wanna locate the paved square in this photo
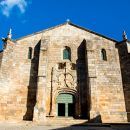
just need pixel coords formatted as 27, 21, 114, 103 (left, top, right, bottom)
0, 123, 130, 130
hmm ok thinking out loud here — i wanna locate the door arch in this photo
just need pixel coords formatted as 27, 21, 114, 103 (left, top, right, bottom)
56, 93, 75, 117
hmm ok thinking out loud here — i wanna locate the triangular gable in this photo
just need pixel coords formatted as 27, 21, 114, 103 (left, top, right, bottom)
16, 22, 117, 42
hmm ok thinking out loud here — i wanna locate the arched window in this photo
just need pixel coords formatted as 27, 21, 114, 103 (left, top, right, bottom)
63, 46, 71, 60
28, 47, 32, 59
101, 49, 107, 61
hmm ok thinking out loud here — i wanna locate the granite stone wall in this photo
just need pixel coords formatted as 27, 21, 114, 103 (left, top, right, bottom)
0, 23, 128, 123
116, 40, 130, 122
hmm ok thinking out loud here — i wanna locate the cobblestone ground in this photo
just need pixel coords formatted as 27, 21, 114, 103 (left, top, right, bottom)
0, 123, 130, 130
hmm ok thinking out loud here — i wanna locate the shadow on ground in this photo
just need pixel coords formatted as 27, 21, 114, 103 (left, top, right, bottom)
48, 123, 130, 130
40, 116, 130, 130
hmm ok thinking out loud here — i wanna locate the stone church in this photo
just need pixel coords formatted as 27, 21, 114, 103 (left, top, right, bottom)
0, 21, 130, 123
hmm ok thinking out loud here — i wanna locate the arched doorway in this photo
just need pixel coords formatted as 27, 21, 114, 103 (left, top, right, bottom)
56, 93, 75, 117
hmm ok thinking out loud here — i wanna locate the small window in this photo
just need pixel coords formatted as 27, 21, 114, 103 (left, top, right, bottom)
63, 46, 71, 60
101, 49, 107, 61
28, 47, 32, 59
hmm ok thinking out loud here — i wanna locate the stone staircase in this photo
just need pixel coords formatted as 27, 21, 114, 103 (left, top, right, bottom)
41, 117, 88, 126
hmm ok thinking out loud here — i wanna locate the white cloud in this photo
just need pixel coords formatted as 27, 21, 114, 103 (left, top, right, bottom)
0, 0, 27, 17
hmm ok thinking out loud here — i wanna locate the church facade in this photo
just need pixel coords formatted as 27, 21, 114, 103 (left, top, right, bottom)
0, 22, 130, 123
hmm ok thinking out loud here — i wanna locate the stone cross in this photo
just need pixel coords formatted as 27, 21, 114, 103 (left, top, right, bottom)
7, 28, 12, 39
122, 30, 127, 40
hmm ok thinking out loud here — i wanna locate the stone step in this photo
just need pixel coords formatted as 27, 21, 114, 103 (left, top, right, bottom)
41, 118, 88, 126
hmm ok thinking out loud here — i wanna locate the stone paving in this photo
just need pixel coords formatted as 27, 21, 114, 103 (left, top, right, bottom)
0, 122, 130, 130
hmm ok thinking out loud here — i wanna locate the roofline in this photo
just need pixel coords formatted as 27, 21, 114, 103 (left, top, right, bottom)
69, 22, 118, 42
15, 22, 118, 42
15, 23, 67, 41
116, 39, 130, 45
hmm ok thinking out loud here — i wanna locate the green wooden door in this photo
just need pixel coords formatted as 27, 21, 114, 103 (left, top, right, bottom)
56, 94, 75, 117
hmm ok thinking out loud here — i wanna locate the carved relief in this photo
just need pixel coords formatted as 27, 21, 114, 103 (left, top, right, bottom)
52, 62, 77, 90
58, 73, 75, 89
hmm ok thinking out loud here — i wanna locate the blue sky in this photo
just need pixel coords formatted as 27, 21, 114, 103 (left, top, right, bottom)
0, 0, 130, 50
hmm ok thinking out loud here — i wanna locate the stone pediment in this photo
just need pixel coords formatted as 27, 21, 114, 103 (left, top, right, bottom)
16, 22, 117, 43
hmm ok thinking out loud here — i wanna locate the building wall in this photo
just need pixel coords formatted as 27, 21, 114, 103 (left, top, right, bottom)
116, 41, 130, 122
87, 39, 127, 122
0, 34, 42, 121
0, 23, 127, 123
